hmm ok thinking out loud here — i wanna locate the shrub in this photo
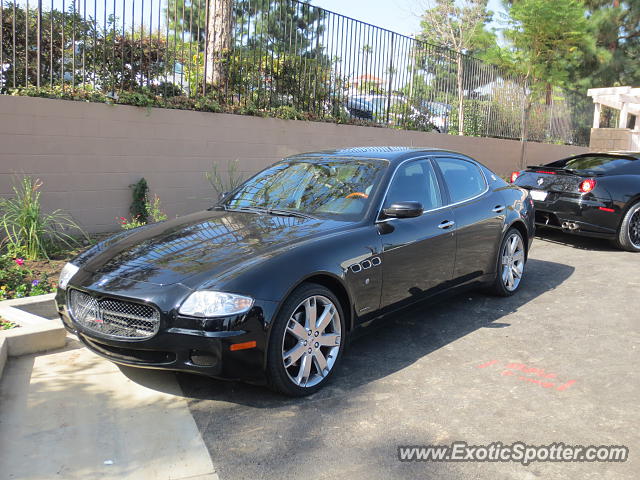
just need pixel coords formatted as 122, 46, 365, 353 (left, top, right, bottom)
273, 105, 305, 120
0, 177, 86, 260
0, 255, 57, 299
205, 159, 246, 198
146, 195, 168, 223
130, 178, 149, 223
117, 194, 167, 230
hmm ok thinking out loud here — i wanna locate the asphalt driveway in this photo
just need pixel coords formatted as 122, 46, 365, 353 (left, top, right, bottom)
169, 230, 638, 479
2, 230, 637, 480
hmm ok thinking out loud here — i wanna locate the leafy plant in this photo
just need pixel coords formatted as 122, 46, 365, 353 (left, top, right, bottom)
117, 215, 147, 231
0, 254, 57, 299
0, 177, 87, 260
146, 195, 168, 223
0, 318, 19, 330
273, 105, 304, 120
130, 178, 149, 223
117, 194, 167, 230
205, 159, 246, 198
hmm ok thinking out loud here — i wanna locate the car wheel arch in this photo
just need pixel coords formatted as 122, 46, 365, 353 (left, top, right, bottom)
260, 272, 354, 371
507, 220, 530, 259
621, 192, 640, 215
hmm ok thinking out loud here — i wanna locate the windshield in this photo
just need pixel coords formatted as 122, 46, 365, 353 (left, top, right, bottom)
553, 155, 635, 174
222, 158, 388, 220
368, 97, 408, 114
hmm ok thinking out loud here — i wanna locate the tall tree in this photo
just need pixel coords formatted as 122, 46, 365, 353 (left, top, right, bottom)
167, 0, 326, 86
497, 0, 589, 165
167, 0, 325, 56
417, 0, 493, 135
205, 0, 233, 85
576, 0, 640, 88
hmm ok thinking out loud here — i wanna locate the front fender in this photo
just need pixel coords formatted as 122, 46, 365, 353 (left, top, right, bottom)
209, 224, 383, 319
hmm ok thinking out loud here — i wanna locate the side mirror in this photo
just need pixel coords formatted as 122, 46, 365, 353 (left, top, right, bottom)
382, 201, 423, 219
219, 191, 229, 200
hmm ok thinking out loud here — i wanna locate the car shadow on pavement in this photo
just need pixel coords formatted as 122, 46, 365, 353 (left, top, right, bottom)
119, 257, 574, 407
535, 227, 618, 252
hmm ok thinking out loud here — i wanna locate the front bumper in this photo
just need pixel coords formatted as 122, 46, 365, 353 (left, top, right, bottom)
56, 286, 279, 384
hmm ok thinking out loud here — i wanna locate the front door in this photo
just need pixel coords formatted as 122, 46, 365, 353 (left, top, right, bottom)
378, 158, 457, 309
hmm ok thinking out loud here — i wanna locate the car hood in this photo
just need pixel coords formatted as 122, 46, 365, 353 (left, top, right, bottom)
78, 210, 349, 288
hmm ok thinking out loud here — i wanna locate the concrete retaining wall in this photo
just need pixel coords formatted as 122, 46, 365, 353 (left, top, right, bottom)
0, 95, 588, 232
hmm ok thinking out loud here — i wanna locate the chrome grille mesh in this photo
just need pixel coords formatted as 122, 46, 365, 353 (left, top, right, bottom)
68, 289, 160, 339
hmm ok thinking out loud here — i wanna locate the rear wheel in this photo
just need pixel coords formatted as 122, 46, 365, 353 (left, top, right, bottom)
487, 228, 526, 297
615, 201, 640, 252
266, 283, 345, 396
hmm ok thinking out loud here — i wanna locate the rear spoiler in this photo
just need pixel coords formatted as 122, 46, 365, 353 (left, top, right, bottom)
525, 166, 599, 176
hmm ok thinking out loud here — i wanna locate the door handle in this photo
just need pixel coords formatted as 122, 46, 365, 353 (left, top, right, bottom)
492, 205, 506, 213
438, 220, 455, 229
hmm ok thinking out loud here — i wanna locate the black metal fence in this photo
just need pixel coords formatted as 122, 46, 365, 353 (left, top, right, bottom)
0, 0, 592, 145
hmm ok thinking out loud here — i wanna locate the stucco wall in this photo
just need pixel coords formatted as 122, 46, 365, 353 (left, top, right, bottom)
589, 128, 640, 151
0, 95, 588, 232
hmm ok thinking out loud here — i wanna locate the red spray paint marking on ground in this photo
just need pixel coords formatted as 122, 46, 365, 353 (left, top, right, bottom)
476, 360, 576, 392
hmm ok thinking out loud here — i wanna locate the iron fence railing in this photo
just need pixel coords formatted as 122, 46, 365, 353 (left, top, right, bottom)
0, 0, 592, 145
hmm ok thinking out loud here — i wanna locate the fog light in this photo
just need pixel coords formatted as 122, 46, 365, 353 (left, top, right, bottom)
190, 350, 217, 366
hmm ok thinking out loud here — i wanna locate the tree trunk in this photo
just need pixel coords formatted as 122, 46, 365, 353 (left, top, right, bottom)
519, 88, 531, 170
205, 0, 233, 86
456, 52, 465, 136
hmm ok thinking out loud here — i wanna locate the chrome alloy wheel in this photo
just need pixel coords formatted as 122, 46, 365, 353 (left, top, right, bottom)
501, 232, 525, 292
629, 207, 640, 248
281, 295, 341, 388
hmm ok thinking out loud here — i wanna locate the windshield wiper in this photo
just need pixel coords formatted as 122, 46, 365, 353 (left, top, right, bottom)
219, 205, 316, 219
264, 208, 316, 220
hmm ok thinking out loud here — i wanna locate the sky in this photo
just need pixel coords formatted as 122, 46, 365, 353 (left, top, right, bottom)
310, 0, 507, 38
43, 0, 507, 41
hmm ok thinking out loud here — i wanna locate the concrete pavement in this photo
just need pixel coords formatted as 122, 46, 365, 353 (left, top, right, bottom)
0, 340, 218, 480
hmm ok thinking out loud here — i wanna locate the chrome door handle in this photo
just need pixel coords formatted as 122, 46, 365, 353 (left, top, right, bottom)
492, 205, 505, 213
438, 220, 455, 229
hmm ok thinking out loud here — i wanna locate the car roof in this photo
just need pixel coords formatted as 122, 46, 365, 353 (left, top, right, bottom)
286, 147, 468, 164
577, 151, 640, 159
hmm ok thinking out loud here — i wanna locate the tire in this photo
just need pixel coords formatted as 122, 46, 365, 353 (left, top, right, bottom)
266, 283, 346, 396
487, 228, 526, 297
614, 201, 640, 252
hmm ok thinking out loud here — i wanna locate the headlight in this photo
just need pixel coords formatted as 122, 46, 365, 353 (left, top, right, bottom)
58, 262, 80, 290
179, 291, 254, 317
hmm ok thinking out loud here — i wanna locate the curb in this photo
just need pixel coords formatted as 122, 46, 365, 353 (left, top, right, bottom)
0, 336, 7, 378
0, 293, 66, 365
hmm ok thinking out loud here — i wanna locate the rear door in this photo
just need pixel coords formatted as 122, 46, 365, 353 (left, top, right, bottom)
378, 158, 456, 309
433, 156, 506, 283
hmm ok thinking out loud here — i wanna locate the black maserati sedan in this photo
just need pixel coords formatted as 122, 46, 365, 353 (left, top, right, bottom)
56, 147, 534, 396
511, 151, 640, 251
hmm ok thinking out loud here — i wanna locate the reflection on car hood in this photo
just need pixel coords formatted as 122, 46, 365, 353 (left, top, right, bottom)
78, 210, 347, 287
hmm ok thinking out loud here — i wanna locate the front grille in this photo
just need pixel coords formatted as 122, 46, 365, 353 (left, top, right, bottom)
68, 289, 160, 339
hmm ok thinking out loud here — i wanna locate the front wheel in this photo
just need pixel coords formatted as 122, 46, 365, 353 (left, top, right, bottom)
266, 283, 345, 396
487, 228, 526, 297
614, 201, 640, 252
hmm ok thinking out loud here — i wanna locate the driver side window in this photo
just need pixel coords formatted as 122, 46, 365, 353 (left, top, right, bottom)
383, 159, 442, 211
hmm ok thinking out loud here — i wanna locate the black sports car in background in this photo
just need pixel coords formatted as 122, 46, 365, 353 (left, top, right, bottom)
56, 147, 534, 396
512, 151, 640, 251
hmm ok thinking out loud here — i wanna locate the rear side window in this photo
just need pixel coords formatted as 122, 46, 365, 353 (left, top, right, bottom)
435, 157, 487, 203
552, 155, 635, 174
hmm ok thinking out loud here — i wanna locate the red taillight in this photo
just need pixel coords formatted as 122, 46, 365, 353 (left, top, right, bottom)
598, 207, 615, 213
535, 170, 557, 175
579, 178, 596, 193
510, 171, 521, 183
